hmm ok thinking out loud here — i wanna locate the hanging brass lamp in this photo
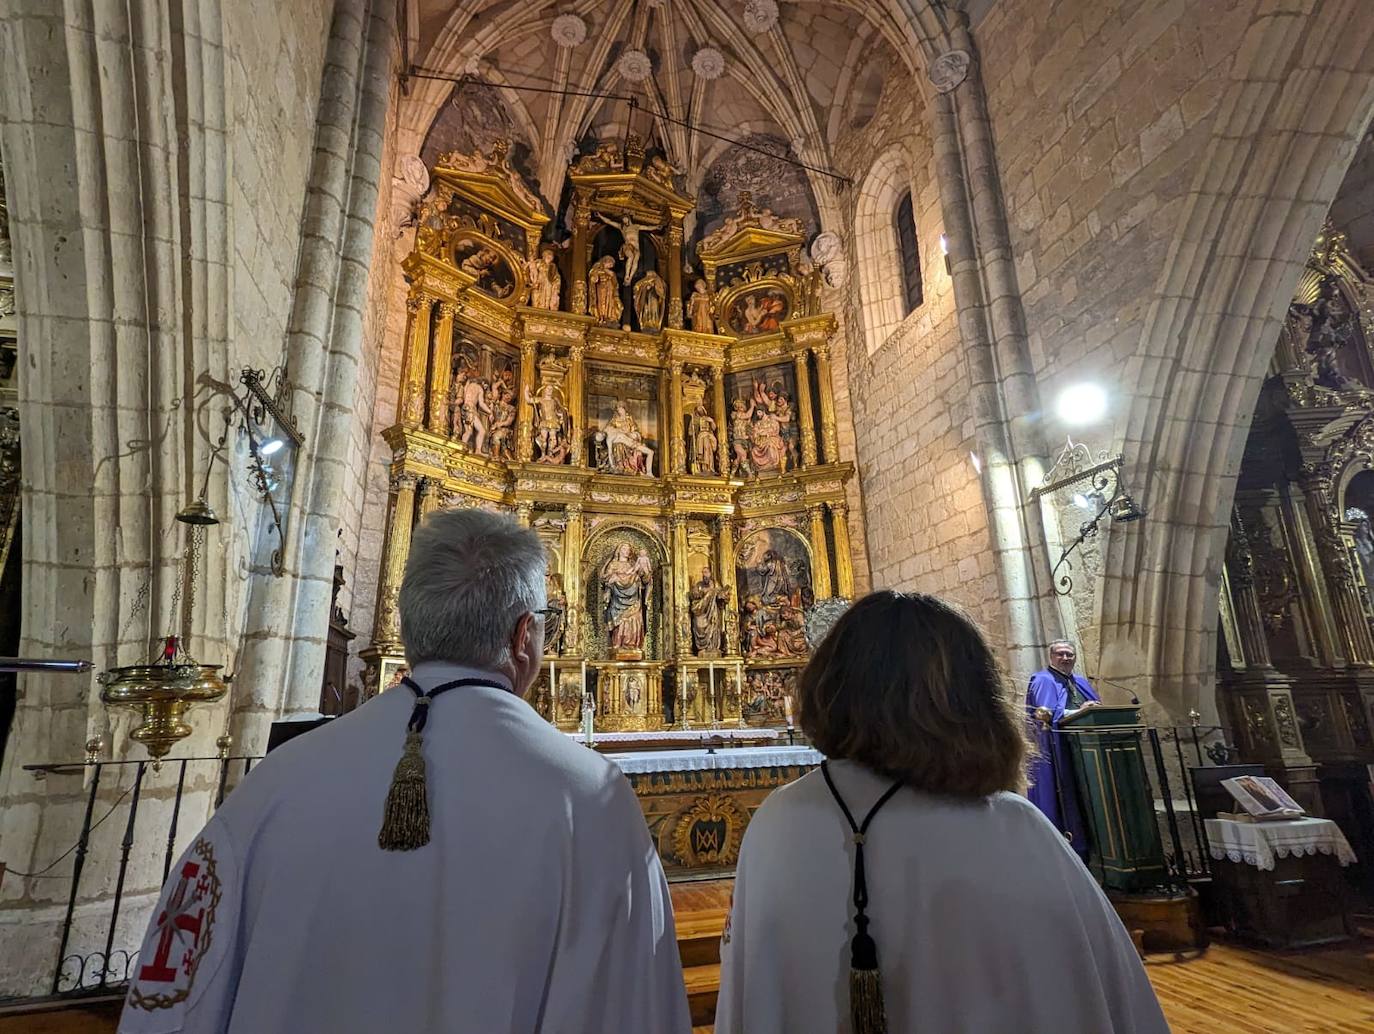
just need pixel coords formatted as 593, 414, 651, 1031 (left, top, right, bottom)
98, 638, 230, 759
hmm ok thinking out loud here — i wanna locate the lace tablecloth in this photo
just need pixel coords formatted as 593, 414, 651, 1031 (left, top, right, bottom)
1205, 816, 1357, 871
607, 745, 823, 775
565, 728, 779, 743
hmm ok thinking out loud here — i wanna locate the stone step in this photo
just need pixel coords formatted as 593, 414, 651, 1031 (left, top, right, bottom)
684, 962, 721, 1028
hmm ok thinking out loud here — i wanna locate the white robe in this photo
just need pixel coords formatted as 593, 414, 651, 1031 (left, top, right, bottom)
716, 760, 1170, 1034
118, 663, 691, 1034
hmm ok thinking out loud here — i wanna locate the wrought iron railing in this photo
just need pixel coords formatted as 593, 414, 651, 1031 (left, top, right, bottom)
18, 754, 260, 996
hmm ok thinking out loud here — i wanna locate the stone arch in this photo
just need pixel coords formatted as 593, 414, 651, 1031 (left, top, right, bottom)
1097, 6, 1374, 721
854, 147, 913, 354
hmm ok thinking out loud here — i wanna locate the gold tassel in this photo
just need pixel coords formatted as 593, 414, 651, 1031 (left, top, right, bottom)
849, 966, 887, 1034
378, 731, 430, 851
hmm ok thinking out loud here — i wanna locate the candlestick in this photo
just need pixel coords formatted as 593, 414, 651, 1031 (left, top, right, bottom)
708, 662, 717, 727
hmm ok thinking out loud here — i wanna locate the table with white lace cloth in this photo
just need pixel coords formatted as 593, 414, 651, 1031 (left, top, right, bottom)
1205, 816, 1357, 871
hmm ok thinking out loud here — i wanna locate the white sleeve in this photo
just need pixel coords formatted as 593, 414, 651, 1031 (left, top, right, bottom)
117, 817, 241, 1034
540, 775, 692, 1034
712, 831, 749, 1034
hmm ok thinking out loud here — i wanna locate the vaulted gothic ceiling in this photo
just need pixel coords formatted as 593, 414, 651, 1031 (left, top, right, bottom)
401, 0, 909, 233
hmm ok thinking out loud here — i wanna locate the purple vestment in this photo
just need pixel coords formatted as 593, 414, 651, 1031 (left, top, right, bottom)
1026, 668, 1100, 860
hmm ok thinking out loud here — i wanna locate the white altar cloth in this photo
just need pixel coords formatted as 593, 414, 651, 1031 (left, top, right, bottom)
607, 746, 823, 775
566, 728, 779, 744
1205, 816, 1357, 871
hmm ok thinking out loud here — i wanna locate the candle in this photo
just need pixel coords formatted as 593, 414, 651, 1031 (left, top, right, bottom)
784, 695, 793, 727
708, 662, 716, 726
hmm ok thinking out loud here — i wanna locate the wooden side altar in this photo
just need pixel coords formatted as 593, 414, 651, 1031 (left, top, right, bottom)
360, 140, 858, 744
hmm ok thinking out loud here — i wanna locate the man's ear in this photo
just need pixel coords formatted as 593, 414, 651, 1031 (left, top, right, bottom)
511, 611, 536, 664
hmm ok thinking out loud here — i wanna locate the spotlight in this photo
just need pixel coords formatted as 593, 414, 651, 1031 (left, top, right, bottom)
939, 234, 949, 256
970, 451, 982, 474
1055, 383, 1108, 426
259, 438, 284, 456
1072, 492, 1091, 510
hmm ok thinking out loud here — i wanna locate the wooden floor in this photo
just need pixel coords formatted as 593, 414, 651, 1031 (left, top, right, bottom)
673, 880, 1374, 1034
5, 882, 1370, 1033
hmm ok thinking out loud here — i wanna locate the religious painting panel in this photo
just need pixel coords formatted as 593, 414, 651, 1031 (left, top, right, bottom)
587, 367, 660, 477
378, 658, 410, 694
721, 281, 792, 336
451, 232, 520, 301
741, 664, 801, 727
449, 339, 519, 461
735, 527, 813, 659
583, 523, 666, 661
724, 364, 801, 476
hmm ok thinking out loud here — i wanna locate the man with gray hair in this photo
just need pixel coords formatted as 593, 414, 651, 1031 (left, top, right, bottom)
120, 508, 692, 1034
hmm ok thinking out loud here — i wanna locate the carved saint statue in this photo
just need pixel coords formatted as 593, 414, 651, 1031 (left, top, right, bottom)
487, 382, 517, 461
689, 564, 730, 656
461, 373, 494, 453
600, 543, 653, 657
634, 270, 666, 332
595, 212, 656, 285
688, 279, 715, 334
691, 403, 720, 476
597, 400, 656, 476
523, 381, 570, 464
445, 366, 469, 439
729, 397, 755, 477
588, 255, 623, 326
544, 571, 567, 656
526, 245, 562, 310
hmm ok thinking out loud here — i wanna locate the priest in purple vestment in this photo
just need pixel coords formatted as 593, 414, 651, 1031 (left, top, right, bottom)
1026, 639, 1100, 861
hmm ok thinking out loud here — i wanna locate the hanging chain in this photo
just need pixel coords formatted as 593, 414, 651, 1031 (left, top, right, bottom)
182, 524, 202, 665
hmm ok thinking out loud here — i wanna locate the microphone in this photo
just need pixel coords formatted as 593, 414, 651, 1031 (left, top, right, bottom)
1085, 672, 1140, 706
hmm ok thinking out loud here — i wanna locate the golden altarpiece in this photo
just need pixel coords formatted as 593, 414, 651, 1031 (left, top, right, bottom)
1217, 223, 1374, 891
361, 140, 855, 735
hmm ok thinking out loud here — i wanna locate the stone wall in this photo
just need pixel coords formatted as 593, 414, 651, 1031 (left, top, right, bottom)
0, 0, 372, 995
830, 61, 1003, 643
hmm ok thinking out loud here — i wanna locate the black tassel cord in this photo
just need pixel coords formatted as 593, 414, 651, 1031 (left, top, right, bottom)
821, 761, 906, 1034
378, 676, 507, 851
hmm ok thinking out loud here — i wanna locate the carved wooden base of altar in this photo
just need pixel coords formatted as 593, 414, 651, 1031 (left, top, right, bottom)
614, 746, 822, 878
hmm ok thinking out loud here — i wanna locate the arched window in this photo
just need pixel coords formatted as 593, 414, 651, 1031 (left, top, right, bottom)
855, 148, 913, 353
894, 192, 923, 313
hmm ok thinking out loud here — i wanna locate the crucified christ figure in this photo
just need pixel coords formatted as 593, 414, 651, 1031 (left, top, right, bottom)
594, 211, 662, 285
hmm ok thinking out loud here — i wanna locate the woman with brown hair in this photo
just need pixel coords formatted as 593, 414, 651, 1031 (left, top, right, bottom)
715, 591, 1168, 1034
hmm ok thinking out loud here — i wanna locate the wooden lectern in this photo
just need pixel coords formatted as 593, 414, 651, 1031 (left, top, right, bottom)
1059, 705, 1168, 891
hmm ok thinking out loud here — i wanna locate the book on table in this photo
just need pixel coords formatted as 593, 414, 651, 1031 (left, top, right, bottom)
1220, 774, 1305, 820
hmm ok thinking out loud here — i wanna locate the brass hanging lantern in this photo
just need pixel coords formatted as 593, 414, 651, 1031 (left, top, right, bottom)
98, 643, 230, 759
99, 448, 230, 759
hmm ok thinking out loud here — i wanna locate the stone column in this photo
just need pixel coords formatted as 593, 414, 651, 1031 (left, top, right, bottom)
669, 360, 686, 474
427, 302, 456, 435
712, 366, 730, 476
569, 190, 591, 316
373, 473, 419, 646
812, 343, 840, 463
563, 503, 584, 654
792, 349, 818, 467
399, 293, 434, 426
672, 514, 690, 657
717, 515, 739, 655
517, 339, 536, 462
666, 221, 684, 329
808, 504, 834, 599
568, 342, 585, 465
417, 477, 443, 519
830, 501, 855, 599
